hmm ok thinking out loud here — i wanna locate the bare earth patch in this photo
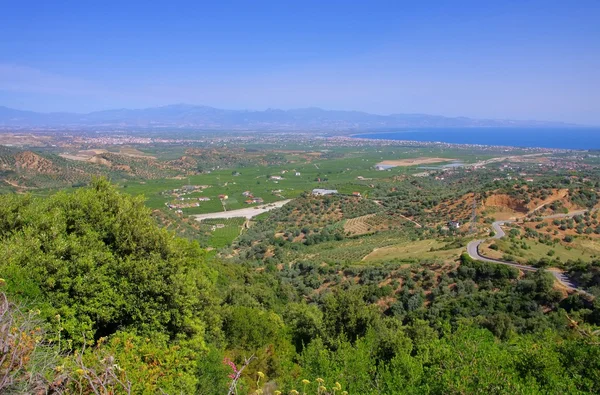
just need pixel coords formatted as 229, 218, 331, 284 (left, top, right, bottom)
377, 157, 456, 167
194, 199, 292, 220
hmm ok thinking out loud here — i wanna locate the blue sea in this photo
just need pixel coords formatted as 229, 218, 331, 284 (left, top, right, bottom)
352, 128, 600, 150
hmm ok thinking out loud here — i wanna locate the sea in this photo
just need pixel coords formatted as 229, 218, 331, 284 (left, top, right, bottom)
352, 128, 600, 150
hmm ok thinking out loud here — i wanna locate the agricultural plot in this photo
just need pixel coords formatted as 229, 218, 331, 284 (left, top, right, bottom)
344, 212, 413, 237
344, 214, 377, 236
117, 146, 484, 213
198, 217, 247, 248
300, 232, 406, 264
362, 239, 465, 263
480, 237, 598, 264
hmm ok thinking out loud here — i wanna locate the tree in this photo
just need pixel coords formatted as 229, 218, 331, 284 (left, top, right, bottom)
0, 179, 218, 347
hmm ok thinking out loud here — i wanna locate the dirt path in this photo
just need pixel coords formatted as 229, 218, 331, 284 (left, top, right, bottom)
3, 179, 35, 189
527, 190, 569, 215
397, 213, 422, 228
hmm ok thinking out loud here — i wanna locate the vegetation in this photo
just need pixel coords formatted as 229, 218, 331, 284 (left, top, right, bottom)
0, 180, 598, 394
1, 140, 600, 393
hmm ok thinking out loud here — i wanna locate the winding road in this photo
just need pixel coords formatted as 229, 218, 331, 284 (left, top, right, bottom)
466, 211, 592, 296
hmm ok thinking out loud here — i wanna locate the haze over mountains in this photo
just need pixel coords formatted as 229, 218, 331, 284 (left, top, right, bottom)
0, 104, 578, 131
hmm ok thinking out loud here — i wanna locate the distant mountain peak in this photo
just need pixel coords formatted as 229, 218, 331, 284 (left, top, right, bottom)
0, 104, 579, 130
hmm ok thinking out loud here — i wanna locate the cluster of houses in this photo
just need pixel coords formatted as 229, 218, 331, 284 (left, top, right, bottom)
162, 185, 211, 199
269, 171, 301, 183
161, 185, 214, 213
242, 191, 264, 204
166, 195, 211, 211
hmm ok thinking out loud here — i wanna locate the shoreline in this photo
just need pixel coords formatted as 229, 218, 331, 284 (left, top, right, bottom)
345, 128, 596, 151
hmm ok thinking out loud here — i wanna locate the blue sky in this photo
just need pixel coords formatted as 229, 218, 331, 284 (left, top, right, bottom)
1, 0, 599, 124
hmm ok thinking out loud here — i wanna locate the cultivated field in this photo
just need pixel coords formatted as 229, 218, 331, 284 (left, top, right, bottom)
198, 217, 247, 248
362, 239, 465, 262
344, 214, 377, 236
479, 237, 599, 264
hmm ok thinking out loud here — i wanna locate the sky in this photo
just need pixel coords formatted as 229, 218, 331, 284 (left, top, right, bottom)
1, 0, 599, 124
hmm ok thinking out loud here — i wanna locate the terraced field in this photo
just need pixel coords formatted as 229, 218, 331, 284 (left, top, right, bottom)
344, 214, 377, 236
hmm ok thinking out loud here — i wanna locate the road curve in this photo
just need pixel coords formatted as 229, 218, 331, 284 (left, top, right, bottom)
466, 212, 592, 296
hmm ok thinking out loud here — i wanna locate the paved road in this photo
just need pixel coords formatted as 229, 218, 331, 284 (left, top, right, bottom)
466, 211, 591, 296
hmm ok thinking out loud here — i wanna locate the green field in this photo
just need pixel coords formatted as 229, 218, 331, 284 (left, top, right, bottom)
363, 238, 465, 263
198, 217, 246, 248
481, 237, 600, 264
117, 146, 489, 214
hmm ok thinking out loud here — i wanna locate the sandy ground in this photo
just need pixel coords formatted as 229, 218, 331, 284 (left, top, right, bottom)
59, 154, 90, 161
193, 199, 292, 220
378, 157, 455, 167
60, 148, 154, 162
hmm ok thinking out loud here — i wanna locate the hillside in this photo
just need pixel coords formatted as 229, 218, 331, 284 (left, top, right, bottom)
0, 145, 183, 189
0, 180, 598, 394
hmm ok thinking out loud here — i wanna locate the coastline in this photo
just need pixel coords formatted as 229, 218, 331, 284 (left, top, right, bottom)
348, 127, 599, 150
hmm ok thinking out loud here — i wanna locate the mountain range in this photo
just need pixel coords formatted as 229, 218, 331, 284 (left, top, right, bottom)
0, 104, 578, 131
